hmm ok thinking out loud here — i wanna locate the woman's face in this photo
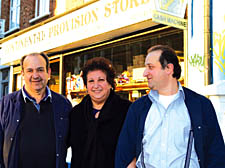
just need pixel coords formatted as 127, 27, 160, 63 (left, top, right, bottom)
86, 70, 112, 106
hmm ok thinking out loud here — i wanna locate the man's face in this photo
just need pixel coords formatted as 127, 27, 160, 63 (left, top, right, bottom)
21, 55, 51, 95
143, 50, 169, 91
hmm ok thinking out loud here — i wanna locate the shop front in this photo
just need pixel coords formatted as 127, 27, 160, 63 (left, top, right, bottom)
0, 0, 188, 104
61, 26, 184, 105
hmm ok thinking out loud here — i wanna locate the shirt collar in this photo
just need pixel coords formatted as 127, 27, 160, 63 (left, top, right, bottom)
148, 81, 185, 102
22, 86, 52, 103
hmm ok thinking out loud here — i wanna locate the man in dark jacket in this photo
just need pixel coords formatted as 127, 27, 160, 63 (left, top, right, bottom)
115, 45, 225, 168
0, 52, 72, 168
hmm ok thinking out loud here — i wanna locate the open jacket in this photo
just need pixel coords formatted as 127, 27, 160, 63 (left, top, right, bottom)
0, 90, 72, 168
115, 87, 225, 168
69, 90, 131, 168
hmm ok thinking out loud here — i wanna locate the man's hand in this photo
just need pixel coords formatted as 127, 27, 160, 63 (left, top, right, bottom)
127, 158, 136, 168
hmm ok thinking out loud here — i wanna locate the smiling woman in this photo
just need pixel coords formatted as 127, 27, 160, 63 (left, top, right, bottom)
86, 70, 112, 111
68, 57, 132, 168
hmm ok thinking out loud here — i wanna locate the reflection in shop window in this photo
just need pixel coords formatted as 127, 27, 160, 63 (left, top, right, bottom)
13, 74, 23, 92
49, 60, 60, 93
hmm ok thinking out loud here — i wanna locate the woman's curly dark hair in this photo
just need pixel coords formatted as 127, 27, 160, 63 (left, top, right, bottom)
82, 57, 116, 90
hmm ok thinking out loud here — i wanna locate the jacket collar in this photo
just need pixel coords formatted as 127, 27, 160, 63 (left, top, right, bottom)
22, 86, 52, 103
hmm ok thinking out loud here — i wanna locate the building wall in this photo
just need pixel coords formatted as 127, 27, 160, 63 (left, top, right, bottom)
20, 0, 35, 28
210, 0, 225, 140
1, 0, 57, 35
0, 0, 57, 96
1, 0, 10, 31
187, 0, 225, 140
204, 81, 225, 140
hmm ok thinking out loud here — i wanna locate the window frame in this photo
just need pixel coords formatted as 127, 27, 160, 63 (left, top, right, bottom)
0, 0, 1, 17
0, 67, 10, 97
29, 0, 50, 23
9, 0, 20, 30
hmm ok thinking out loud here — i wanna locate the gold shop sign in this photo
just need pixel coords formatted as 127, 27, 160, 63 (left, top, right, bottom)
1, 0, 153, 65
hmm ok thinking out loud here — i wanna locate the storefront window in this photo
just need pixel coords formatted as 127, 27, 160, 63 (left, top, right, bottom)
63, 28, 184, 103
13, 73, 22, 91
49, 59, 60, 93
2, 69, 9, 81
0, 68, 10, 97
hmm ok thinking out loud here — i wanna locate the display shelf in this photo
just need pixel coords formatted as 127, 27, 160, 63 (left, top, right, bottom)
68, 82, 149, 93
69, 89, 86, 93
67, 79, 184, 103
115, 82, 149, 92
68, 79, 183, 94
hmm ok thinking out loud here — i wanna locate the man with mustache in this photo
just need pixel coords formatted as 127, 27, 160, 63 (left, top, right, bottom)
0, 53, 72, 168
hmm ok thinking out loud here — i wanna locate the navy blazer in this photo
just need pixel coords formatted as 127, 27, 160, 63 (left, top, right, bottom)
0, 90, 72, 168
115, 87, 225, 168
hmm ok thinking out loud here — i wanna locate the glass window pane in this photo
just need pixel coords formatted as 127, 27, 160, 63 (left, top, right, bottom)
38, 0, 49, 16
2, 83, 9, 96
16, 6, 20, 25
14, 74, 23, 91
39, 0, 44, 15
63, 28, 184, 100
49, 61, 60, 93
10, 0, 20, 29
2, 69, 9, 81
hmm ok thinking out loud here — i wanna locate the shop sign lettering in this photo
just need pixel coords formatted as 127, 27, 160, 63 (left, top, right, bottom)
152, 10, 187, 29
4, 31, 46, 54
2, 0, 152, 62
104, 0, 150, 17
